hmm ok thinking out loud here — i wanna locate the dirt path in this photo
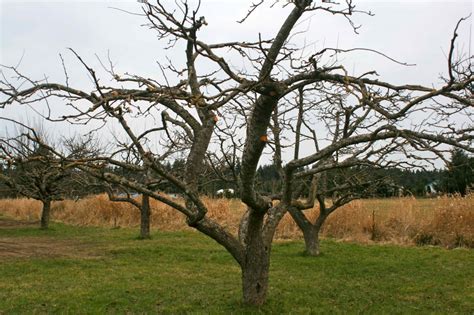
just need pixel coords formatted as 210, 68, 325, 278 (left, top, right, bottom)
0, 218, 38, 229
0, 218, 101, 260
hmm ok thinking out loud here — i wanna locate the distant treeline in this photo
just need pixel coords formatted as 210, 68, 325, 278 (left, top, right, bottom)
253, 149, 473, 197
1, 149, 472, 199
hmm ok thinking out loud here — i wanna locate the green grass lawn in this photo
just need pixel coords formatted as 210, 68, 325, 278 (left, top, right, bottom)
0, 220, 473, 314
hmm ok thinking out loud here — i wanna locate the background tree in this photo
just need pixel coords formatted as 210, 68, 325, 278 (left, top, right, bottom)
106, 184, 153, 239
0, 124, 74, 229
103, 165, 166, 239
0, 0, 472, 306
286, 164, 394, 255
441, 148, 473, 196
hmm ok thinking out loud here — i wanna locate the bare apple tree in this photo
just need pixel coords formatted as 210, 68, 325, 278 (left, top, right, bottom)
0, 0, 472, 305
260, 14, 473, 256
102, 165, 164, 239
0, 122, 84, 229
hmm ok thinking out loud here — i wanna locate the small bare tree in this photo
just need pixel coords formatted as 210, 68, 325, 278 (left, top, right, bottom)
106, 186, 152, 239
102, 167, 163, 239
286, 163, 394, 255
0, 0, 472, 305
0, 123, 74, 229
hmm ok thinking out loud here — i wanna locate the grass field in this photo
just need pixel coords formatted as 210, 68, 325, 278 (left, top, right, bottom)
0, 218, 473, 313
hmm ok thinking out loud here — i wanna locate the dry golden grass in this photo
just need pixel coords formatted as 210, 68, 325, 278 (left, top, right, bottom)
0, 194, 472, 248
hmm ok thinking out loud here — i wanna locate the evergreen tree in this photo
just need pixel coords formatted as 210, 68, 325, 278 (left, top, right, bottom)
442, 149, 474, 196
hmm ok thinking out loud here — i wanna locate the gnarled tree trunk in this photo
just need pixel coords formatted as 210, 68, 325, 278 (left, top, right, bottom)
302, 213, 328, 256
290, 206, 329, 256
40, 199, 51, 229
302, 225, 319, 256
241, 209, 271, 305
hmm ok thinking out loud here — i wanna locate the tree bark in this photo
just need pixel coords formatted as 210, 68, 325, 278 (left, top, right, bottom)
302, 213, 328, 256
241, 209, 270, 306
140, 194, 151, 239
302, 226, 320, 256
290, 206, 328, 256
40, 199, 51, 229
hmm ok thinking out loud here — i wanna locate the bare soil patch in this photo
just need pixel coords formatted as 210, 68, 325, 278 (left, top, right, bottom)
0, 237, 101, 259
0, 218, 102, 260
0, 218, 39, 229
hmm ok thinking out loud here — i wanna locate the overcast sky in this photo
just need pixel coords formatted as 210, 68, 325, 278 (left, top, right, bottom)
0, 0, 472, 164
1, 1, 471, 84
